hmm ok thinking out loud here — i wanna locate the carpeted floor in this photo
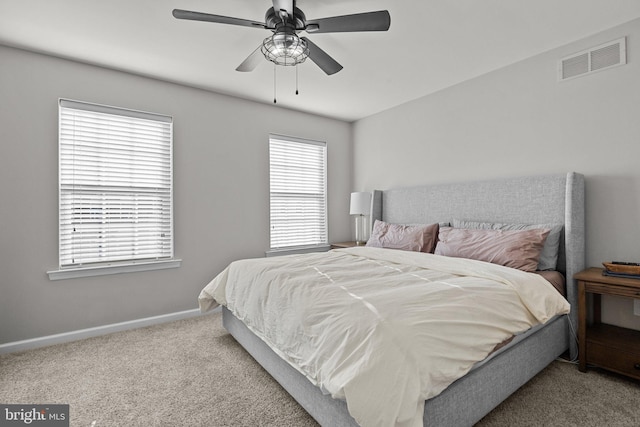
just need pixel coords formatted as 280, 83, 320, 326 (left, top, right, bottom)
1, 311, 639, 426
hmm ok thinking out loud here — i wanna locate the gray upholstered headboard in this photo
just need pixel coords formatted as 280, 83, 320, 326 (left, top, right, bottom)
370, 172, 585, 359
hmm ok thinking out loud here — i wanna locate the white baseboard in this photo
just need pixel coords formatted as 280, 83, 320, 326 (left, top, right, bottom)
0, 306, 220, 355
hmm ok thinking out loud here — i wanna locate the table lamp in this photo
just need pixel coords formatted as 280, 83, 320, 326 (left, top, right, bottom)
350, 192, 372, 245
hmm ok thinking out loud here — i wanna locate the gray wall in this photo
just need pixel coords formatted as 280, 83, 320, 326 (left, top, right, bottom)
0, 45, 352, 344
353, 18, 640, 330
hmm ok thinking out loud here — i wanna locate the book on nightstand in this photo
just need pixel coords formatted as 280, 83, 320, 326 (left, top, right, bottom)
602, 270, 640, 279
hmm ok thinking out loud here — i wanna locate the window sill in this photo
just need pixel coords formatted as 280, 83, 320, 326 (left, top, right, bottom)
265, 244, 330, 258
47, 259, 182, 281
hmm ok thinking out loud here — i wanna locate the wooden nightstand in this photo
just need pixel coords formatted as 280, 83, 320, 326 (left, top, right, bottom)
330, 241, 362, 249
574, 267, 640, 380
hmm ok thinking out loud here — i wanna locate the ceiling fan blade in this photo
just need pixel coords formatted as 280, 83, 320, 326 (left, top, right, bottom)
236, 46, 264, 72
172, 9, 267, 29
272, 0, 294, 17
306, 10, 390, 33
301, 37, 343, 75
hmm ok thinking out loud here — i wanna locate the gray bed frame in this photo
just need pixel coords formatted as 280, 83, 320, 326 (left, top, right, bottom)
222, 172, 585, 426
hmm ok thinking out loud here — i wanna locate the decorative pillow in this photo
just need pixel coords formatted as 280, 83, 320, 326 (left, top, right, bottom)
451, 219, 563, 271
366, 220, 439, 253
434, 227, 551, 272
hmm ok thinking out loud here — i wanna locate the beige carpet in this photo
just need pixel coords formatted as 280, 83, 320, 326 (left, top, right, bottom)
1, 311, 639, 426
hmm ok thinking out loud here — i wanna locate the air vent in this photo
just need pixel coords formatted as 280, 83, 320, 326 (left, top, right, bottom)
559, 37, 626, 81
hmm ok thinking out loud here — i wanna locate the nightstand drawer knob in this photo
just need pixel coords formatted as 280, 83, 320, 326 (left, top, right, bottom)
635, 363, 640, 370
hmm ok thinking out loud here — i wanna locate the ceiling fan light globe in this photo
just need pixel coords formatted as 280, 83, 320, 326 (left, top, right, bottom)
274, 33, 295, 50
261, 34, 309, 66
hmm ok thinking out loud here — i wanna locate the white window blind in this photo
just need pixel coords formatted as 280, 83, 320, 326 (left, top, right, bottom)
269, 135, 327, 249
58, 99, 174, 268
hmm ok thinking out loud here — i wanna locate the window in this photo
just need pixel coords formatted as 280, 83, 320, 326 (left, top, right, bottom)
269, 134, 327, 251
49, 99, 179, 279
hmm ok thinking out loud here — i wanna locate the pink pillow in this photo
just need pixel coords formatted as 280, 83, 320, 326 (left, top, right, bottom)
366, 220, 439, 253
434, 227, 550, 272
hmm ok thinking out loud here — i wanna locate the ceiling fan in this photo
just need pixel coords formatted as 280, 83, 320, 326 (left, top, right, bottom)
172, 0, 391, 76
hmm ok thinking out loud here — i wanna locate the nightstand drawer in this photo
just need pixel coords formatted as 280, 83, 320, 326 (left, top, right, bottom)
587, 341, 640, 380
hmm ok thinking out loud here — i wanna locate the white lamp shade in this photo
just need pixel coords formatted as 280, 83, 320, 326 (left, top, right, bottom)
350, 192, 371, 215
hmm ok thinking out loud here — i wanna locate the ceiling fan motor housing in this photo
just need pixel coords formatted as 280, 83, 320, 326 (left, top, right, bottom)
264, 6, 306, 30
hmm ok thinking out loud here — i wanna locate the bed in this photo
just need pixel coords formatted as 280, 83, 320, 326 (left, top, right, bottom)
200, 172, 585, 426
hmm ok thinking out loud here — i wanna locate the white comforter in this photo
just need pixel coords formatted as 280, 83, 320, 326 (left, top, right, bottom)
199, 247, 569, 427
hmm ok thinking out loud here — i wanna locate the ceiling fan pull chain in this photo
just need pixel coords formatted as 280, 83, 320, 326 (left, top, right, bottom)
296, 65, 299, 95
273, 63, 277, 104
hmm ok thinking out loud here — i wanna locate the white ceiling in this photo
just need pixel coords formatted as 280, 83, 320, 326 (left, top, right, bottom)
2, 0, 640, 122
